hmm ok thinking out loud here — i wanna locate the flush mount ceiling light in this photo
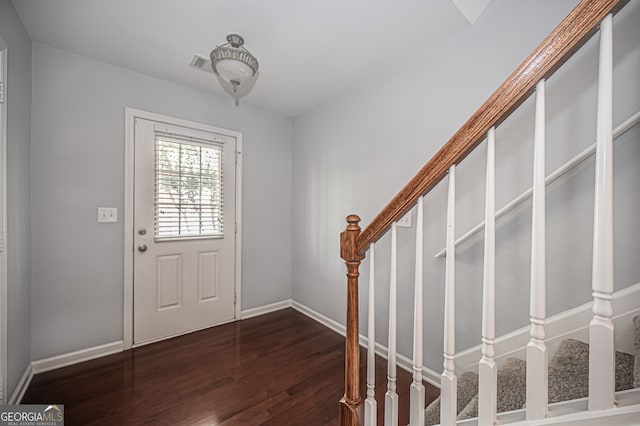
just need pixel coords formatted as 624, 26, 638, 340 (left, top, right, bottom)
210, 34, 259, 106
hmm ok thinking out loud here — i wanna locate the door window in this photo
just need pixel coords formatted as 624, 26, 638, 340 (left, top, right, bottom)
155, 133, 223, 240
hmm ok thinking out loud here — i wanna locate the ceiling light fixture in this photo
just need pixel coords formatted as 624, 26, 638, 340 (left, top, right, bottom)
210, 34, 259, 106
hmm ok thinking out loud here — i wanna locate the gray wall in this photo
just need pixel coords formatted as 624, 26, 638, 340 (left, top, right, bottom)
292, 0, 640, 373
30, 43, 292, 360
0, 0, 31, 399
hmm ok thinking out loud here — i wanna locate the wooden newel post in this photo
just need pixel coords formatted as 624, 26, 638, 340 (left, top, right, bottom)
339, 215, 364, 425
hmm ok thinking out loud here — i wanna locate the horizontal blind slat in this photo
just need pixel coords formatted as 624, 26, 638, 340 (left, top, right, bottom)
154, 134, 224, 239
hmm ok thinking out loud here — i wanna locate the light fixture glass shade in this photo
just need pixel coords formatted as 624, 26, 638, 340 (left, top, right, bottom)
210, 34, 259, 98
214, 59, 255, 85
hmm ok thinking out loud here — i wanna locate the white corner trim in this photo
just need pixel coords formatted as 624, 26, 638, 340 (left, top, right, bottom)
240, 300, 292, 319
31, 341, 124, 375
8, 363, 33, 404
291, 300, 441, 388
291, 300, 347, 336
455, 282, 640, 370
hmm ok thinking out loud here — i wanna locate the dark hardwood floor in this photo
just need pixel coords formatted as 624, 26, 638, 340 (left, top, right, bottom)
23, 308, 439, 425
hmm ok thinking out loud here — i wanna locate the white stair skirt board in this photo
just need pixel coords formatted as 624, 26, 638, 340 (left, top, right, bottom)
290, 300, 442, 387
455, 282, 640, 371
8, 363, 33, 404
239, 300, 292, 319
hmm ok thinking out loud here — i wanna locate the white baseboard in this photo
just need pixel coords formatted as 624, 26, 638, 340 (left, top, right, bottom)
291, 300, 441, 388
14, 299, 295, 394
8, 363, 33, 404
456, 282, 640, 370
240, 300, 292, 319
31, 341, 124, 375
291, 300, 346, 335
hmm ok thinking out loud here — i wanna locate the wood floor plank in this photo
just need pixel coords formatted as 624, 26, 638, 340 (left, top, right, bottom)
22, 308, 439, 425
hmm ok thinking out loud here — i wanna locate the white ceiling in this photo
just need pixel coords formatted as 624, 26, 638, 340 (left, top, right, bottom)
12, 0, 480, 116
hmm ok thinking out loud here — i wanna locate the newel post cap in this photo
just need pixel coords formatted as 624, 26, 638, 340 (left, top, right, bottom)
345, 215, 361, 231
340, 215, 362, 262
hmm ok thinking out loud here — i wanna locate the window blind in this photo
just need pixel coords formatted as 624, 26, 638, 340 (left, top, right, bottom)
155, 133, 224, 239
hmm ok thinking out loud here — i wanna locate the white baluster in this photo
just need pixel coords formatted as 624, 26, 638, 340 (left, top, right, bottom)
527, 79, 548, 420
365, 244, 377, 426
410, 199, 425, 426
590, 13, 615, 412
441, 166, 457, 426
385, 223, 399, 426
479, 128, 497, 426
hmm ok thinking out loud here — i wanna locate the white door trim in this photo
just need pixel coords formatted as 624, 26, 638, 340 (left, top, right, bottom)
0, 48, 8, 403
123, 108, 243, 350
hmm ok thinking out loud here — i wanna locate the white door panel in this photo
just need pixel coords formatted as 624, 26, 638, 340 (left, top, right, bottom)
133, 118, 236, 345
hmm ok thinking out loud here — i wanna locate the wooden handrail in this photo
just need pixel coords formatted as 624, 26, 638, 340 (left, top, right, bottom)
355, 0, 627, 256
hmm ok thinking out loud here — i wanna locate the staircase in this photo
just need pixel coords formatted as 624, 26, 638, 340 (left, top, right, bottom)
337, 0, 640, 425
425, 329, 639, 424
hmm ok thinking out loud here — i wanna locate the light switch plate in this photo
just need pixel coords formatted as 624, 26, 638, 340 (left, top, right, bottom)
397, 211, 412, 228
98, 207, 118, 223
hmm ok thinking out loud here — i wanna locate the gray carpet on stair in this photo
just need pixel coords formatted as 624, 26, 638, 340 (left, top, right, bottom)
634, 315, 640, 388
457, 357, 527, 420
548, 338, 635, 404
425, 329, 638, 423
457, 395, 478, 421
424, 371, 478, 426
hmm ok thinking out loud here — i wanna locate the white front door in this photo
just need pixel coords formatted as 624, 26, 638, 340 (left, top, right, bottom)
133, 117, 237, 345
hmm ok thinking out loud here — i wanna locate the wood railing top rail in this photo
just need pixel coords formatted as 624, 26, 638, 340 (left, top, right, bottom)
355, 0, 627, 256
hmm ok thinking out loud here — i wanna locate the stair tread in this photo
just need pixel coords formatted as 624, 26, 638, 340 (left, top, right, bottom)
548, 338, 634, 404
424, 330, 639, 425
424, 371, 478, 425
457, 357, 526, 421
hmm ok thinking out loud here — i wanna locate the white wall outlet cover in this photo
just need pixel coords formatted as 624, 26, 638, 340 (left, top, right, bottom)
97, 207, 118, 223
397, 210, 412, 228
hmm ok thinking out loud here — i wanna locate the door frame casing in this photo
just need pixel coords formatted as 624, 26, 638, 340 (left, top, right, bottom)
123, 108, 243, 350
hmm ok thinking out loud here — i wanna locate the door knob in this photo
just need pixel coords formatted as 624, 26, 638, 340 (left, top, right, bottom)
138, 244, 148, 253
